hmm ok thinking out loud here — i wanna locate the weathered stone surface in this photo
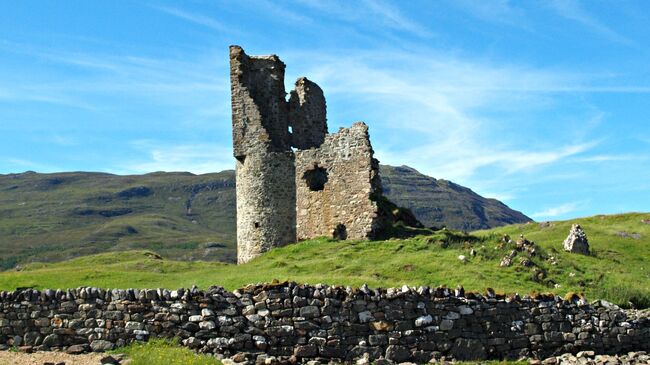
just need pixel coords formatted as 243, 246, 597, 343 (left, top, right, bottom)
0, 283, 648, 362
451, 338, 487, 360
66, 344, 89, 354
90, 340, 115, 352
295, 122, 383, 241
386, 345, 411, 362
230, 46, 297, 264
230, 46, 386, 263
288, 77, 327, 150
563, 224, 590, 255
299, 305, 320, 318
41, 334, 60, 348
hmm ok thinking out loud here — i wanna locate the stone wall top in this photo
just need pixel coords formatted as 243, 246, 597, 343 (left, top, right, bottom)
1, 282, 648, 362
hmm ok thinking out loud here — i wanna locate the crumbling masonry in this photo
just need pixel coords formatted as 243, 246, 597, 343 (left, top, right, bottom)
230, 46, 384, 264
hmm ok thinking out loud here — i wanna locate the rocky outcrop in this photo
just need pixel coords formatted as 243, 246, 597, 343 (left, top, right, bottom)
563, 224, 590, 255
1, 283, 648, 363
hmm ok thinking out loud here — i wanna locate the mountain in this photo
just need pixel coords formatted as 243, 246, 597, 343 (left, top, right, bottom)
0, 166, 530, 268
380, 165, 531, 231
0, 170, 238, 269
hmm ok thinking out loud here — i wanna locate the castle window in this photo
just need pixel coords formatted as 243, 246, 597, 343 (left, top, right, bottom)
302, 166, 328, 191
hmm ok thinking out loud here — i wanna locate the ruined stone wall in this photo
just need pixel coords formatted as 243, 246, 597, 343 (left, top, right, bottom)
295, 123, 383, 241
230, 46, 290, 157
230, 45, 387, 263
288, 77, 327, 150
230, 46, 296, 264
1, 284, 648, 363
235, 153, 296, 264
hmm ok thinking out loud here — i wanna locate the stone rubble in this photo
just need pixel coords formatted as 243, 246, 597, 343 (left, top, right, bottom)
535, 350, 650, 365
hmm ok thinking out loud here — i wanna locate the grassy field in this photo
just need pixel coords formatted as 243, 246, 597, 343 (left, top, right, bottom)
113, 339, 221, 365
1, 213, 648, 308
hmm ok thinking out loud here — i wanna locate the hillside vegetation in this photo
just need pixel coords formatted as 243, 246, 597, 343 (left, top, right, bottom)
0, 171, 237, 269
381, 165, 531, 230
0, 167, 530, 269
1, 213, 647, 308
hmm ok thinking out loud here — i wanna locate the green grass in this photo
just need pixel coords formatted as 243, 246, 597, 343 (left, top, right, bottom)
112, 339, 221, 365
1, 213, 648, 308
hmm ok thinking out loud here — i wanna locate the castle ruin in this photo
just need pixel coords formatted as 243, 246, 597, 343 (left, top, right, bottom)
230, 46, 385, 263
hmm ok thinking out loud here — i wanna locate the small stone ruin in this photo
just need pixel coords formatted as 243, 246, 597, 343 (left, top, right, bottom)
563, 224, 590, 255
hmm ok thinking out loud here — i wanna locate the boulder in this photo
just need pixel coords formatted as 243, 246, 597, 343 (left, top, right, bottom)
563, 224, 590, 255
90, 340, 115, 352
66, 344, 89, 354
385, 345, 411, 362
41, 334, 60, 348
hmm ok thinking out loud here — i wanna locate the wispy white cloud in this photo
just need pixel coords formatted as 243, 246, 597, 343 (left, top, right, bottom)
361, 0, 434, 38
451, 0, 531, 29
531, 202, 581, 218
247, 0, 314, 25
152, 5, 232, 33
121, 140, 234, 174
416, 143, 598, 181
569, 154, 644, 163
0, 86, 98, 110
0, 42, 228, 114
293, 0, 433, 38
547, 0, 635, 46
289, 49, 606, 185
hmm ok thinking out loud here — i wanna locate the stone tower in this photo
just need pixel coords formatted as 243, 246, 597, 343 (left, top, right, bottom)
230, 45, 385, 264
230, 46, 296, 264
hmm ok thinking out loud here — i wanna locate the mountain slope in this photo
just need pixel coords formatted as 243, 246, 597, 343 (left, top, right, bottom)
380, 165, 531, 230
0, 171, 237, 268
0, 166, 529, 268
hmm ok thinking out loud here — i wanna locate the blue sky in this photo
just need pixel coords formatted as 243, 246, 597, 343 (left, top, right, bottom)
1, 1, 649, 221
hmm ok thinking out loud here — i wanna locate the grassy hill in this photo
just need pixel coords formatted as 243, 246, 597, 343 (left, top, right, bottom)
2, 213, 647, 308
0, 167, 530, 269
0, 170, 237, 269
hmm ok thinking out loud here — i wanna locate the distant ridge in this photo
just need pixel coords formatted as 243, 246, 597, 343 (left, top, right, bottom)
0, 166, 530, 268
380, 165, 531, 231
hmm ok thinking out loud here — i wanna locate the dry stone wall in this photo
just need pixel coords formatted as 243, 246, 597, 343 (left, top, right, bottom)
1, 283, 648, 363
